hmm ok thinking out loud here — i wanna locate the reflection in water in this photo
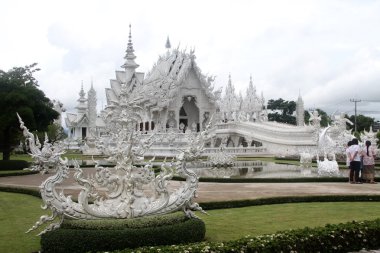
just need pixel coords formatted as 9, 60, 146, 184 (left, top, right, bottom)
69, 160, 379, 179
192, 161, 380, 179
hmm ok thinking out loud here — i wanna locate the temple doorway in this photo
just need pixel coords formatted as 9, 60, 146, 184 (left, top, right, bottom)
179, 96, 200, 132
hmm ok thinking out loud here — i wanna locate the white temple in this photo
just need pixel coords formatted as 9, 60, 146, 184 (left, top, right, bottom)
65, 26, 326, 156
65, 83, 105, 140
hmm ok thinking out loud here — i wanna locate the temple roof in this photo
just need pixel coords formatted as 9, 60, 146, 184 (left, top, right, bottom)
65, 113, 88, 127
105, 47, 220, 112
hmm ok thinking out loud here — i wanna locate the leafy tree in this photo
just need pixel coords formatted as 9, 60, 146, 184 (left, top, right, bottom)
35, 123, 67, 146
304, 111, 311, 124
304, 109, 330, 127
0, 64, 59, 160
316, 109, 331, 127
267, 98, 297, 125
346, 114, 375, 133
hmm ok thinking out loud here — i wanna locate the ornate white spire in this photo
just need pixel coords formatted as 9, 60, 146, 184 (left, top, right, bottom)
296, 90, 305, 126
88, 81, 97, 132
165, 36, 171, 50
79, 82, 85, 99
221, 74, 239, 119
242, 75, 262, 115
76, 81, 87, 114
121, 24, 139, 74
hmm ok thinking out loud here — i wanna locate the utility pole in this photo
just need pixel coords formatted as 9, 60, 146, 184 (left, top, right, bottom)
350, 98, 361, 133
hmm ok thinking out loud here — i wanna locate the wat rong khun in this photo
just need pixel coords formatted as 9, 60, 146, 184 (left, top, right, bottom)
62, 26, 378, 161
15, 26, 380, 252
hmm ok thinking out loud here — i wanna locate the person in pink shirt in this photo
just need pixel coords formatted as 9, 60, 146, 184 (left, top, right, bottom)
361, 140, 377, 184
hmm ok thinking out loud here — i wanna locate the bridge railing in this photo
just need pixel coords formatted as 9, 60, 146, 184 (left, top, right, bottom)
203, 146, 267, 154
144, 146, 268, 157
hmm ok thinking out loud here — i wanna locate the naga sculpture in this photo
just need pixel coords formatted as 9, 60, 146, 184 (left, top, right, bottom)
18, 102, 209, 236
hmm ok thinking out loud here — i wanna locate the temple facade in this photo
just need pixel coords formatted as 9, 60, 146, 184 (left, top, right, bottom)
65, 26, 321, 156
65, 83, 105, 140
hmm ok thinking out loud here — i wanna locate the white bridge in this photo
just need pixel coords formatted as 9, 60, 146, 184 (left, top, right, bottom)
145, 121, 318, 157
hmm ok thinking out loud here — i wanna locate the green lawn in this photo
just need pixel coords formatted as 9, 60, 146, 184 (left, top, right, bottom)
1, 191, 380, 253
0, 192, 47, 253
201, 202, 380, 241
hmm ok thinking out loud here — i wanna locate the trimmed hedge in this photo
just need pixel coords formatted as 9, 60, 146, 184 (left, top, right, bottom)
61, 212, 189, 230
41, 214, 205, 253
0, 170, 38, 177
0, 186, 41, 198
113, 218, 380, 253
0, 160, 29, 170
200, 195, 380, 210
173, 175, 380, 183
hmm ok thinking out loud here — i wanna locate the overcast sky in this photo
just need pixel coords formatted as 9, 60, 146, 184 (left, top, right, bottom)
1, 0, 380, 120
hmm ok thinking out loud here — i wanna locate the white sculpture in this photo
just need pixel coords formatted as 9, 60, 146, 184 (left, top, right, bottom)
208, 146, 236, 167
299, 152, 313, 168
317, 154, 340, 177
316, 126, 340, 177
18, 101, 210, 236
309, 110, 322, 128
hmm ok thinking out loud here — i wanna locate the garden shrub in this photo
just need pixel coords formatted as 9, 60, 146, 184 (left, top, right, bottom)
0, 160, 29, 170
0, 186, 41, 198
41, 213, 205, 253
112, 218, 380, 253
200, 195, 380, 210
0, 170, 38, 177
173, 176, 380, 183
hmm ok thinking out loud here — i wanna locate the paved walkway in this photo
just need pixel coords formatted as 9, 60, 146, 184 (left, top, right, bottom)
0, 169, 379, 202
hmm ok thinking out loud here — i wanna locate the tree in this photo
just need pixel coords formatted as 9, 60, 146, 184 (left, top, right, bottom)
346, 114, 375, 133
36, 123, 67, 145
267, 98, 297, 125
304, 109, 330, 127
316, 109, 331, 127
0, 64, 59, 160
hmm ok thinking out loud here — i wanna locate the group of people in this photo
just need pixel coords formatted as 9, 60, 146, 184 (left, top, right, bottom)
346, 138, 377, 184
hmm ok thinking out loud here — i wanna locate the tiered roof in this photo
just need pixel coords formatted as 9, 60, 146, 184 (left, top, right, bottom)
104, 29, 220, 114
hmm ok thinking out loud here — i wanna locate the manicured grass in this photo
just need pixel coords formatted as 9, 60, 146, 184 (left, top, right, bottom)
201, 202, 380, 242
0, 192, 47, 253
1, 191, 380, 252
0, 153, 34, 162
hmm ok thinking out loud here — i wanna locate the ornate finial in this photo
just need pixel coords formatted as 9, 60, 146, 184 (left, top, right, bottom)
126, 24, 134, 56
79, 82, 85, 98
249, 75, 253, 87
165, 36, 171, 50
227, 73, 232, 87
122, 24, 139, 70
228, 73, 232, 87
298, 89, 303, 101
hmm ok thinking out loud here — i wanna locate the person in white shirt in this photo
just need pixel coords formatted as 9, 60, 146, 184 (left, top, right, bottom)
345, 141, 353, 183
348, 138, 362, 184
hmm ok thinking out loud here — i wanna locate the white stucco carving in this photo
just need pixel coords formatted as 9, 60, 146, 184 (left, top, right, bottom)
19, 100, 210, 235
